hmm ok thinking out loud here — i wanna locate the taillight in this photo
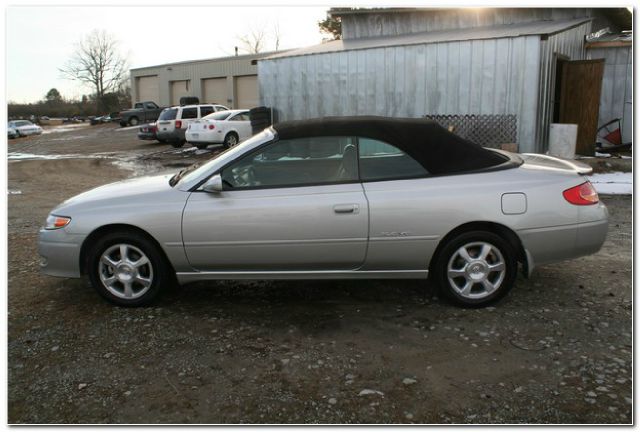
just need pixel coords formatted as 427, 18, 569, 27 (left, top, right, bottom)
208, 124, 215, 130
175, 120, 182, 129
563, 181, 599, 205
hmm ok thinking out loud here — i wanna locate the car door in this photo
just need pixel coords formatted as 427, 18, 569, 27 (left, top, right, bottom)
182, 136, 369, 272
227, 112, 252, 140
356, 137, 437, 271
143, 102, 158, 122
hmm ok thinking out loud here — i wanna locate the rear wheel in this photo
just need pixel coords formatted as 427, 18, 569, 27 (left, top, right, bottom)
87, 230, 172, 306
223, 132, 239, 148
433, 231, 517, 307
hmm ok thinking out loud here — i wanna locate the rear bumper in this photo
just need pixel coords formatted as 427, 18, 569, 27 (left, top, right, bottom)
518, 217, 608, 271
157, 129, 185, 142
38, 228, 84, 278
137, 132, 157, 140
185, 131, 223, 144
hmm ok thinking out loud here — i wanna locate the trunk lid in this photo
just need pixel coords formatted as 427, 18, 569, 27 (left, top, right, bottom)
520, 153, 593, 175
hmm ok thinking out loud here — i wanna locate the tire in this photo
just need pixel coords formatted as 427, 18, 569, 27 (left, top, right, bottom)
171, 140, 185, 148
223, 132, 239, 148
128, 117, 139, 126
432, 230, 517, 307
157, 138, 167, 144
86, 230, 173, 307
119, 121, 128, 127
195, 143, 208, 150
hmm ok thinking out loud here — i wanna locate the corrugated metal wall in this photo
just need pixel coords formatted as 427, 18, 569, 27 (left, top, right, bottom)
588, 45, 633, 143
341, 8, 593, 39
260, 36, 542, 152
536, 22, 592, 151
130, 54, 264, 107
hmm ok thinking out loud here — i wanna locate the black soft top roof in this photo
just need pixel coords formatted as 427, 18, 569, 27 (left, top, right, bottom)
272, 116, 507, 175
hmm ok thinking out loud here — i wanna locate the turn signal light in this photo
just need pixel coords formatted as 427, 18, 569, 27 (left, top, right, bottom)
45, 215, 72, 230
563, 182, 599, 205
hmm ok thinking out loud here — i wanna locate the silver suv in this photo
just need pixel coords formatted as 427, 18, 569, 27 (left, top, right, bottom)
156, 104, 229, 147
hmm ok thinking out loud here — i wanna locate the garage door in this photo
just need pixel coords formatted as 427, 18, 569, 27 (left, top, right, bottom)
235, 75, 259, 109
202, 78, 227, 105
170, 80, 191, 105
136, 75, 159, 103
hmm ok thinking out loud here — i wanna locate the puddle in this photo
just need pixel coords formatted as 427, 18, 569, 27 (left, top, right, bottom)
48, 135, 89, 141
8, 152, 96, 160
7, 151, 166, 176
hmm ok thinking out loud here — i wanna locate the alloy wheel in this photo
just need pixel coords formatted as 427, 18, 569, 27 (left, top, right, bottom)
98, 243, 154, 300
446, 241, 506, 300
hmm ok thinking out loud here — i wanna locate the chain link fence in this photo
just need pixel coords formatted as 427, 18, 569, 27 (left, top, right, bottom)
424, 114, 518, 149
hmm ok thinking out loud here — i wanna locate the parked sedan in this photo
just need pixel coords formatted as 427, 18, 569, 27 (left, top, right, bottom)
186, 109, 252, 149
38, 117, 608, 307
8, 120, 43, 137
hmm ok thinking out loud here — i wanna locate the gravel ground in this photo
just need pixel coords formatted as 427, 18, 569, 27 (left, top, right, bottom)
7, 124, 633, 424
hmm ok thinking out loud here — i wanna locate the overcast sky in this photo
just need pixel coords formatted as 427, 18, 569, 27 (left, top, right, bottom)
6, 6, 329, 103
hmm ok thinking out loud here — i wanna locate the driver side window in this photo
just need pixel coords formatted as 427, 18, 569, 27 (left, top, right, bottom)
221, 136, 357, 189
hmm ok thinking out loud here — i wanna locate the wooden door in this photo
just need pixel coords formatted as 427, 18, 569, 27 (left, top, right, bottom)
558, 59, 605, 156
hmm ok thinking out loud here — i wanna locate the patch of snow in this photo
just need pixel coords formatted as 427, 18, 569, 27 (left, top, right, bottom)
115, 125, 140, 132
588, 172, 632, 195
595, 152, 611, 158
7, 190, 22, 195
41, 123, 91, 134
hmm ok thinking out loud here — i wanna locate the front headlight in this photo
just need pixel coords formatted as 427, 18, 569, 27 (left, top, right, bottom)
45, 214, 72, 230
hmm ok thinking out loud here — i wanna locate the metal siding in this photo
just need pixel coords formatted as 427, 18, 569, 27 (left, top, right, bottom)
587, 46, 632, 142
341, 8, 595, 39
536, 22, 591, 151
260, 36, 542, 151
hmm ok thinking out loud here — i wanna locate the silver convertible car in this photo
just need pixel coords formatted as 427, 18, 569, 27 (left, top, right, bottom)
39, 117, 608, 307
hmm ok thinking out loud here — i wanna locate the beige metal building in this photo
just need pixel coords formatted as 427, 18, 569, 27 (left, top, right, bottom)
130, 52, 277, 108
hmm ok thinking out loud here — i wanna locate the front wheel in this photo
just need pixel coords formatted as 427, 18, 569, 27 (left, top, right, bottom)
128, 117, 139, 126
87, 231, 173, 306
432, 231, 517, 307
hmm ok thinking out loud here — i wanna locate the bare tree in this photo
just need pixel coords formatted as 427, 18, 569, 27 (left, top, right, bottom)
273, 22, 282, 51
59, 30, 128, 113
236, 22, 283, 54
237, 26, 267, 54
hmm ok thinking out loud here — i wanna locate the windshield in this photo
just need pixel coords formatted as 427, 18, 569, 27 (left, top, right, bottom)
203, 111, 233, 121
170, 130, 272, 187
158, 108, 178, 121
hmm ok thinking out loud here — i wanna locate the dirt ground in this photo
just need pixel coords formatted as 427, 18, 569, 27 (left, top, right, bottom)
7, 123, 633, 424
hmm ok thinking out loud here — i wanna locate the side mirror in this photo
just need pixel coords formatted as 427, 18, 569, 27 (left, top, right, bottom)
202, 174, 223, 193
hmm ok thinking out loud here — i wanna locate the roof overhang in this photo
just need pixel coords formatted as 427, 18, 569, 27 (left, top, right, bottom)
264, 18, 592, 61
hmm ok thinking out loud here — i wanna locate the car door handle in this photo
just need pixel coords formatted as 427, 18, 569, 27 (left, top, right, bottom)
333, 204, 359, 214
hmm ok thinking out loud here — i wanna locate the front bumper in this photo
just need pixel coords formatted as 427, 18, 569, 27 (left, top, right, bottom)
38, 228, 85, 278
